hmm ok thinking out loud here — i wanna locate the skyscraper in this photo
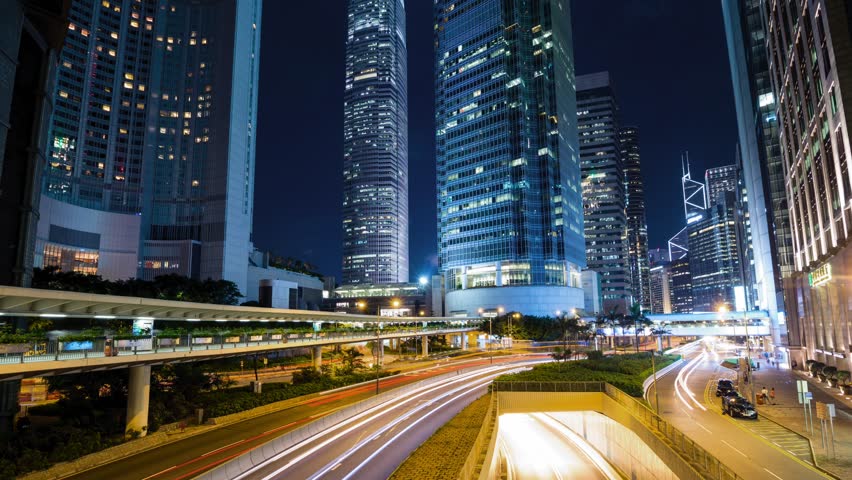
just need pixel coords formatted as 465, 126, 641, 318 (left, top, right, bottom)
0, 0, 68, 289
620, 126, 650, 311
722, 0, 793, 350
761, 0, 852, 370
649, 264, 672, 314
682, 154, 707, 224
669, 255, 693, 313
35, 0, 261, 294
577, 72, 631, 313
341, 0, 409, 285
434, 0, 585, 316
139, 0, 261, 295
705, 164, 739, 205
688, 190, 745, 312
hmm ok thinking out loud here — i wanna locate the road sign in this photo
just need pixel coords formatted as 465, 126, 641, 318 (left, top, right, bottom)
816, 401, 827, 420
828, 403, 836, 418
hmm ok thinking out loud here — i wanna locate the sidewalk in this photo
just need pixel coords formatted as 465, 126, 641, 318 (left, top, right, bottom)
750, 364, 852, 477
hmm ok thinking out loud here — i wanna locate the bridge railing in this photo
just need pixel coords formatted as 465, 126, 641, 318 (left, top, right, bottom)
0, 327, 476, 365
491, 381, 743, 480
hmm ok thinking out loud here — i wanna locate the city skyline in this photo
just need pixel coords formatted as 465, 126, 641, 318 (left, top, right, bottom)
253, 0, 739, 282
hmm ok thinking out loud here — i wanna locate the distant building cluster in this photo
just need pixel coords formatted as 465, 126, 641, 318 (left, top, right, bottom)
3, 0, 852, 376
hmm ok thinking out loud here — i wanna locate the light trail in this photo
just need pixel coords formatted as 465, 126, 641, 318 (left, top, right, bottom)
230, 362, 540, 480
336, 381, 493, 480
674, 351, 707, 411
498, 413, 612, 479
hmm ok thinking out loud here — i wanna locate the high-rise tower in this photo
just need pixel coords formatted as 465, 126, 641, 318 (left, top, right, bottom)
341, 0, 409, 285
35, 0, 261, 295
620, 126, 650, 311
576, 73, 631, 313
722, 0, 793, 350
759, 0, 852, 370
434, 0, 585, 317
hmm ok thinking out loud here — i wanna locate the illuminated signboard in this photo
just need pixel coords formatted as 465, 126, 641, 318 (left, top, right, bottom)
808, 263, 832, 287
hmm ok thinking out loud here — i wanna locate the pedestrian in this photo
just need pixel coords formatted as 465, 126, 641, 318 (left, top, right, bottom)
758, 361, 761, 370
769, 387, 776, 405
761, 386, 769, 404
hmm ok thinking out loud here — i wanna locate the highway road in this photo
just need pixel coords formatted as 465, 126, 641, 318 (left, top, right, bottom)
653, 340, 831, 480
209, 359, 546, 480
64, 355, 542, 480
497, 413, 620, 480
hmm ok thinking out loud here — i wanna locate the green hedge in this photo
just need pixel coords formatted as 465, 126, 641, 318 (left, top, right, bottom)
496, 353, 678, 397
390, 393, 490, 480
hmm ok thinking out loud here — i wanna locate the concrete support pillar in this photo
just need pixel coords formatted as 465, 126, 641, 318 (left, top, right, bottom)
0, 380, 21, 433
126, 365, 151, 437
421, 335, 429, 357
313, 345, 322, 371
495, 261, 502, 287
461, 333, 468, 350
657, 336, 664, 353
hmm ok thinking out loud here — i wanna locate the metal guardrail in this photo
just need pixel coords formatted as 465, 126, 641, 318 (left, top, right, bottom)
491, 381, 745, 480
0, 327, 476, 366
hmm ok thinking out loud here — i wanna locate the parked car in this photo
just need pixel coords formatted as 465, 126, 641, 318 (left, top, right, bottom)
715, 379, 736, 397
722, 394, 758, 419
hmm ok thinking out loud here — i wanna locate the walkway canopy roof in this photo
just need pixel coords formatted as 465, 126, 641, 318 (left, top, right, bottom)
0, 286, 476, 324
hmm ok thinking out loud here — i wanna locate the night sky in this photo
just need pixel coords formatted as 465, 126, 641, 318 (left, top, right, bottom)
253, 0, 738, 282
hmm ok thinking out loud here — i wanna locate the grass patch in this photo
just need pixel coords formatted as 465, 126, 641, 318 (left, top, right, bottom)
496, 353, 678, 396
389, 393, 490, 480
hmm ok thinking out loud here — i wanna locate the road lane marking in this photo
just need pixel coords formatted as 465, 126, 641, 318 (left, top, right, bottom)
202, 440, 242, 457
142, 466, 176, 480
764, 468, 783, 479
331, 463, 342, 471
696, 423, 711, 434
720, 440, 748, 458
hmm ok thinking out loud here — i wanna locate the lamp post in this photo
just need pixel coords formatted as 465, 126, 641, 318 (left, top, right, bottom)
511, 313, 520, 348
358, 299, 399, 395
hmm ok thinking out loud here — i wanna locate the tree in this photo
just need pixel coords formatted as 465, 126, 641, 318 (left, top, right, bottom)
339, 347, 366, 374
626, 303, 652, 352
596, 306, 623, 349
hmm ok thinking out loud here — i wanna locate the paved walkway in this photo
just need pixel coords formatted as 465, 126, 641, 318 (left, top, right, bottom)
750, 363, 852, 478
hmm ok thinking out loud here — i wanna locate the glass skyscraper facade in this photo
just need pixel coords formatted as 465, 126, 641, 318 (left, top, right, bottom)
341, 0, 409, 286
687, 190, 745, 312
35, 0, 261, 294
722, 0, 792, 350
434, 0, 584, 316
620, 126, 650, 311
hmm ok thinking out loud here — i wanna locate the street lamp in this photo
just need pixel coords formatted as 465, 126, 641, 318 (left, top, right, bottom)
511, 313, 520, 346
478, 308, 493, 363
358, 299, 400, 395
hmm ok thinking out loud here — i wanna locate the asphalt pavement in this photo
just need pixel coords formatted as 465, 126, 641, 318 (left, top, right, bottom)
63, 355, 533, 480
652, 340, 833, 480
210, 360, 544, 480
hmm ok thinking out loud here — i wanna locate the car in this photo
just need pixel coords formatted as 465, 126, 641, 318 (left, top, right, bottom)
722, 394, 758, 419
715, 379, 736, 397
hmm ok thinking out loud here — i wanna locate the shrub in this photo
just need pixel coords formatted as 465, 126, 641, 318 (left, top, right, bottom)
496, 353, 677, 397
586, 350, 604, 361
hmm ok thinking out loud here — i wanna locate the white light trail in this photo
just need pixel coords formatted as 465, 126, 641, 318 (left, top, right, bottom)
231, 363, 531, 480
